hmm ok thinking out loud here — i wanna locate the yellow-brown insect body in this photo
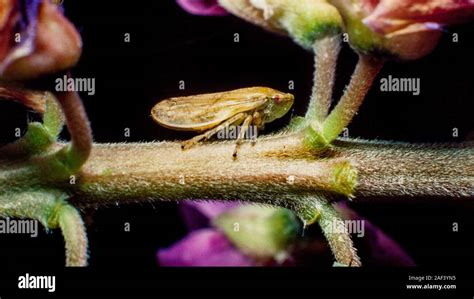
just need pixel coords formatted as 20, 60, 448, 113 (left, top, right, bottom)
151, 86, 294, 157
151, 87, 294, 132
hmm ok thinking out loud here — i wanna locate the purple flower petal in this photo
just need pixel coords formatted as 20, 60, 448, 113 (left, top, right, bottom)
180, 200, 240, 230
158, 229, 253, 267
176, 0, 228, 16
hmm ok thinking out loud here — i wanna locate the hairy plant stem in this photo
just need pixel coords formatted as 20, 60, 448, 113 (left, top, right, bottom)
321, 55, 384, 143
50, 134, 472, 209
54, 90, 92, 173
0, 131, 471, 268
317, 198, 361, 266
56, 204, 88, 267
1, 132, 471, 208
305, 36, 341, 123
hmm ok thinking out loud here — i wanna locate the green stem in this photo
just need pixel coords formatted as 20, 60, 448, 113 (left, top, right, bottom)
56, 136, 472, 207
69, 134, 357, 209
0, 135, 471, 268
54, 90, 92, 173
0, 190, 89, 267
56, 204, 88, 267
0, 94, 63, 159
317, 198, 361, 266
321, 55, 384, 143
305, 35, 341, 124
1, 134, 471, 206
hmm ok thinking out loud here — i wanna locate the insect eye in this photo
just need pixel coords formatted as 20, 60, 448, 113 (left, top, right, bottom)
272, 95, 281, 103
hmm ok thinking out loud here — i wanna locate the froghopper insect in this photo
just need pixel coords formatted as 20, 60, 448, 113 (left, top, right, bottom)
151, 87, 294, 158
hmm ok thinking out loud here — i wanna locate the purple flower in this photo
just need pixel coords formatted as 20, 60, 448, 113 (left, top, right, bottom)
180, 201, 239, 230
158, 201, 253, 267
176, 0, 229, 16
158, 229, 253, 267
158, 200, 415, 267
158, 200, 302, 267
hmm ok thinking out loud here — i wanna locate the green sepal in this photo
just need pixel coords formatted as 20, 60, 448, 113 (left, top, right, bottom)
274, 0, 343, 50
21, 122, 57, 155
6, 95, 64, 158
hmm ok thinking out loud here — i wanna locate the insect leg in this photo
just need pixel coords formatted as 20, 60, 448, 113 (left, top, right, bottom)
251, 110, 264, 144
232, 114, 254, 158
181, 112, 247, 150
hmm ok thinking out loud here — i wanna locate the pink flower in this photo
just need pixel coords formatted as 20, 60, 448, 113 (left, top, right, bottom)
362, 0, 474, 37
158, 201, 416, 267
158, 201, 255, 267
158, 229, 253, 267
158, 201, 301, 267
176, 0, 229, 16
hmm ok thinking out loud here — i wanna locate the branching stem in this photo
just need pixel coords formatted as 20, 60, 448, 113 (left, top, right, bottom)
52, 135, 474, 208
54, 90, 92, 173
321, 55, 384, 143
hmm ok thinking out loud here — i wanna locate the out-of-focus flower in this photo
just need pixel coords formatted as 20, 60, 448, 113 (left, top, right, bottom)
180, 200, 239, 231
220, 0, 343, 49
252, 0, 343, 49
213, 205, 301, 261
330, 0, 474, 60
176, 0, 229, 16
363, 0, 474, 37
158, 201, 416, 267
0, 0, 40, 75
158, 229, 253, 266
0, 0, 81, 80
177, 0, 285, 34
177, 0, 343, 49
158, 201, 302, 266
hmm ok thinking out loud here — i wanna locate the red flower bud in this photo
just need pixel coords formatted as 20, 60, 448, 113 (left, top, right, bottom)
0, 0, 82, 81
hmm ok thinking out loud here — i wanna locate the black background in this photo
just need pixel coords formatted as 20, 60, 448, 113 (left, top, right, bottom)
0, 0, 473, 295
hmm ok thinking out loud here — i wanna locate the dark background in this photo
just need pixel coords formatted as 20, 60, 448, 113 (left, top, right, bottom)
0, 0, 473, 274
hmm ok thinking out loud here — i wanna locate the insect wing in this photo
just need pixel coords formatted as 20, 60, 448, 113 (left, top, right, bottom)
152, 91, 266, 132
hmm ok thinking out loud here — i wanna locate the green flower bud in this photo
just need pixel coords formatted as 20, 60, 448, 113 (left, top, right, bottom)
219, 0, 343, 49
213, 205, 302, 261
